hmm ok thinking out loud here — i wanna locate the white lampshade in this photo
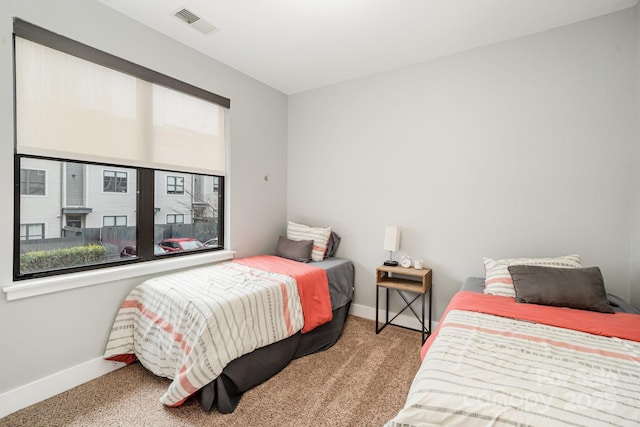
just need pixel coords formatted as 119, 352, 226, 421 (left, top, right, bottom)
383, 226, 400, 252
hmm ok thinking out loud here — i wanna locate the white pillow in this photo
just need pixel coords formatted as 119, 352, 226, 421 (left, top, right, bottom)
483, 254, 581, 298
287, 221, 332, 262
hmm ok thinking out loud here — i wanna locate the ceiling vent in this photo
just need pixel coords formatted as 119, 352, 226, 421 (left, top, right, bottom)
173, 8, 219, 35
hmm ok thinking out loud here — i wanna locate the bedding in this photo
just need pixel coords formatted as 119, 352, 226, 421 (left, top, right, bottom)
200, 256, 354, 412
275, 235, 314, 262
483, 254, 581, 298
105, 255, 354, 412
234, 255, 333, 332
508, 265, 614, 313
325, 231, 341, 258
287, 220, 332, 261
462, 276, 639, 313
387, 282, 640, 426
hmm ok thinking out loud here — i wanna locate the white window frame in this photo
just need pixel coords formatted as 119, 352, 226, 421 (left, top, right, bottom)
3, 250, 235, 301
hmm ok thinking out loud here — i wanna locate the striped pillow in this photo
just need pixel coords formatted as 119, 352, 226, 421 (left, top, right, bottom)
287, 221, 332, 261
483, 254, 581, 298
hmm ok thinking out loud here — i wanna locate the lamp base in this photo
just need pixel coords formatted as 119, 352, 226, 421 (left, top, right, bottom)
383, 260, 398, 267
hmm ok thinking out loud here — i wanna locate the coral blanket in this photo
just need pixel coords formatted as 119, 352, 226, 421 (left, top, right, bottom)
421, 291, 640, 360
234, 255, 332, 333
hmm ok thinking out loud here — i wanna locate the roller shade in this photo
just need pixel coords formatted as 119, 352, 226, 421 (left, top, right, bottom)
14, 34, 227, 175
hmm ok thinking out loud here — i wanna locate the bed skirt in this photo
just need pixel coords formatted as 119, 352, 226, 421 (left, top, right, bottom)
199, 301, 352, 413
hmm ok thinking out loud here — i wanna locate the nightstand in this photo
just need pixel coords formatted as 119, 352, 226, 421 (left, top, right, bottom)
375, 265, 432, 344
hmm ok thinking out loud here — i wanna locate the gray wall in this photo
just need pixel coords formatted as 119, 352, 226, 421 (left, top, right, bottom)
632, 4, 640, 308
288, 8, 638, 320
0, 0, 287, 394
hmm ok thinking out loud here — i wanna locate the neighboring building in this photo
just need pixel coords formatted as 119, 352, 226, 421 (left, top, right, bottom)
19, 158, 219, 244
154, 171, 219, 226
19, 158, 61, 240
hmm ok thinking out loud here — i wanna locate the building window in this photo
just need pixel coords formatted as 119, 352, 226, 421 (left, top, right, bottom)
13, 19, 228, 281
20, 169, 46, 196
65, 214, 82, 229
103, 170, 128, 193
167, 176, 184, 194
166, 214, 184, 224
103, 215, 127, 227
20, 223, 44, 240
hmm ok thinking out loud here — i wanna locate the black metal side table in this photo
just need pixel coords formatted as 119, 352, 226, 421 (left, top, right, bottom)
375, 265, 432, 344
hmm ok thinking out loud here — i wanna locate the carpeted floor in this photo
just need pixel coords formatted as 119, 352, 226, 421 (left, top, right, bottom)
0, 316, 422, 427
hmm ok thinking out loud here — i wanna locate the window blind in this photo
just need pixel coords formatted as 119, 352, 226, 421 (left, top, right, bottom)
14, 23, 228, 175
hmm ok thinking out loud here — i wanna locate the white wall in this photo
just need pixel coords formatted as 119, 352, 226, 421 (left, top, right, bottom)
288, 8, 637, 320
0, 0, 287, 396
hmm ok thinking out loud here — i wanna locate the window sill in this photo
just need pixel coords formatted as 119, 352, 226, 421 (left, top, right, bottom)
2, 250, 236, 301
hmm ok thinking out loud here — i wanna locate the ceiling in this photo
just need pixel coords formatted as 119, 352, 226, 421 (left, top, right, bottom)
99, 0, 638, 95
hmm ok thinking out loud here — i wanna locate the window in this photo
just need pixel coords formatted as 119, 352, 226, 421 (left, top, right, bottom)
103, 215, 127, 227
20, 169, 46, 196
167, 176, 184, 194
166, 214, 184, 224
103, 170, 127, 193
13, 19, 228, 281
155, 171, 220, 247
17, 157, 138, 276
65, 214, 82, 229
20, 223, 44, 240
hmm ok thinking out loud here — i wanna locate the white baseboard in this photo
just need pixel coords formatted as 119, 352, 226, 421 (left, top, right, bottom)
349, 302, 438, 335
0, 304, 431, 419
0, 357, 126, 419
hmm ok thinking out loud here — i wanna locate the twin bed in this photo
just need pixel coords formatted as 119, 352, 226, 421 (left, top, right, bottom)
104, 253, 354, 413
105, 247, 640, 424
387, 256, 640, 426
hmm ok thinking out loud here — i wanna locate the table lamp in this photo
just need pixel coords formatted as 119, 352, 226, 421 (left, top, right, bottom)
383, 225, 400, 266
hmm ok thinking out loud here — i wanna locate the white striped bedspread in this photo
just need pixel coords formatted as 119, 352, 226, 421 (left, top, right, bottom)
104, 261, 305, 406
386, 309, 640, 426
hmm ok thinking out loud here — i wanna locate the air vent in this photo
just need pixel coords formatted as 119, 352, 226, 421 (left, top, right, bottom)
175, 8, 199, 24
174, 8, 219, 35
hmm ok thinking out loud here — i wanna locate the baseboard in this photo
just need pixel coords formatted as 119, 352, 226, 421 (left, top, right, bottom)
349, 302, 438, 335
0, 357, 126, 419
0, 305, 429, 419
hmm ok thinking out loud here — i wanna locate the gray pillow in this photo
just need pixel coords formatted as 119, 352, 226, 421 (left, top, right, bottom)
275, 236, 313, 263
325, 231, 341, 258
508, 265, 614, 313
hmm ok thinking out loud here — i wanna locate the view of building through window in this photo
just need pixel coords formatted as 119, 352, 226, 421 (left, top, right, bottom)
154, 169, 221, 250
18, 157, 222, 276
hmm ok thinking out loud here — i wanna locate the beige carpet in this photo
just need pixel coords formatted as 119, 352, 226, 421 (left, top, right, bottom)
1, 316, 422, 427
